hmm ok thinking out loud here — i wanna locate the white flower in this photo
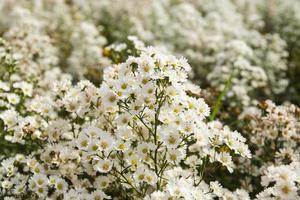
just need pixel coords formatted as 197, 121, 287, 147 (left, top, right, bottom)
210, 181, 223, 197
76, 135, 90, 150
6, 93, 20, 105
162, 129, 181, 149
94, 176, 111, 189
0, 81, 10, 91
273, 181, 298, 200
55, 178, 68, 194
89, 190, 111, 200
167, 149, 184, 164
100, 84, 118, 110
98, 134, 114, 153
13, 81, 33, 96
216, 152, 234, 173
94, 159, 112, 173
0, 110, 19, 129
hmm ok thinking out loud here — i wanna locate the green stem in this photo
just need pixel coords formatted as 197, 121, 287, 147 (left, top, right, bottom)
209, 73, 234, 121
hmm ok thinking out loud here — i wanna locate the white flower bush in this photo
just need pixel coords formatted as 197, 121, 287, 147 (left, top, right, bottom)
257, 162, 300, 200
96, 0, 289, 107
2, 7, 59, 81
236, 100, 300, 198
0, 43, 251, 199
0, 38, 69, 151
67, 22, 109, 81
0, 0, 300, 199
0, 0, 110, 83
236, 0, 300, 103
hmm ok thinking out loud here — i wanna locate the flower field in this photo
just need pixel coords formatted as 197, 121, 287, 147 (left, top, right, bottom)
0, 0, 299, 199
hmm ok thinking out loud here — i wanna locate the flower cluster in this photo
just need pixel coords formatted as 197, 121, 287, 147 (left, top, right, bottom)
257, 162, 300, 200
0, 13, 72, 147
236, 100, 300, 197
97, 0, 289, 107
240, 100, 300, 166
0, 45, 251, 199
0, 38, 37, 145
236, 0, 300, 104
0, 0, 296, 108
2, 7, 59, 81
66, 22, 110, 82
0, 0, 109, 84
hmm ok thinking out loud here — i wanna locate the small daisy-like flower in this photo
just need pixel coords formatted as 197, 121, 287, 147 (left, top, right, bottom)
6, 93, 20, 105
94, 159, 112, 173
216, 152, 234, 173
94, 176, 111, 189
167, 149, 184, 164
55, 178, 68, 194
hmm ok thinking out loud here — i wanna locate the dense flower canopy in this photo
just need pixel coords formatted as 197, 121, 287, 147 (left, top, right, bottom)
0, 0, 299, 200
